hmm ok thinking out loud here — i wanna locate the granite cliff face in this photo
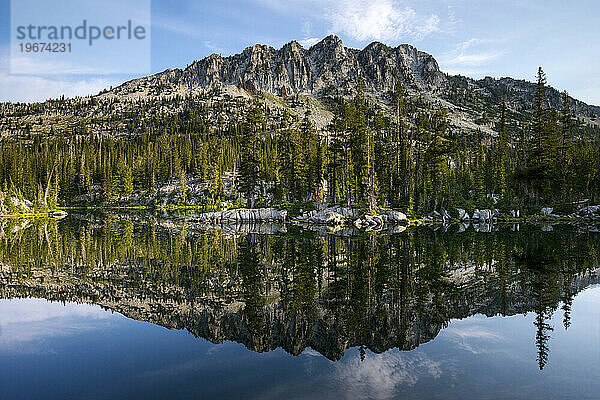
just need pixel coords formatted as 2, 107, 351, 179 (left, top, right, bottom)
104, 34, 599, 130
115, 35, 446, 99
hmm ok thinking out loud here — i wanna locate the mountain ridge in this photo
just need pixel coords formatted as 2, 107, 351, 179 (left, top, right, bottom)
1, 35, 599, 143
107, 34, 460, 99
97, 34, 599, 132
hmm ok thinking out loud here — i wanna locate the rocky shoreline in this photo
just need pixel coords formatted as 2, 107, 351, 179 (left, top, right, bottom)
190, 205, 409, 229
189, 204, 600, 231
4, 204, 599, 234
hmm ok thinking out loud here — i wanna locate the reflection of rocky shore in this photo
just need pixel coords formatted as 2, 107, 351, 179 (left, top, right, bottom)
0, 217, 598, 361
1, 263, 597, 360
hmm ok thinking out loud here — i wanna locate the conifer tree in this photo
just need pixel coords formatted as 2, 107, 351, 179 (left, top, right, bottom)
238, 106, 263, 208
494, 101, 509, 196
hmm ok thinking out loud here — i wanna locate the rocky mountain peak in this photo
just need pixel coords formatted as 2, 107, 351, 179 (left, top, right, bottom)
243, 43, 274, 56
282, 40, 304, 52
311, 34, 344, 49
98, 35, 599, 128
108, 35, 449, 99
362, 41, 390, 53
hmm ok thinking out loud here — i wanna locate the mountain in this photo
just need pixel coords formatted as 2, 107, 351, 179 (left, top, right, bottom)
2, 35, 599, 137
111, 35, 446, 98
101, 34, 599, 130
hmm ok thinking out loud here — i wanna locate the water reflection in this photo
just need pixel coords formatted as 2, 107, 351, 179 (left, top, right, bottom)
0, 214, 598, 370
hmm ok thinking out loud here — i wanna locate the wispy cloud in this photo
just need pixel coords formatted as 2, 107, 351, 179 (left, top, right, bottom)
0, 298, 112, 353
0, 298, 109, 325
445, 4, 462, 34
439, 38, 505, 75
444, 324, 503, 340
10, 56, 119, 76
445, 52, 503, 67
0, 72, 118, 102
152, 15, 204, 38
203, 40, 228, 55
332, 350, 443, 398
0, 44, 120, 102
322, 0, 440, 42
442, 318, 505, 354
299, 37, 321, 48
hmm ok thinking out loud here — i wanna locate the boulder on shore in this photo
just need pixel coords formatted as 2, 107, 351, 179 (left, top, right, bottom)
472, 209, 492, 221
456, 208, 470, 221
297, 206, 359, 225
308, 210, 345, 225
379, 209, 409, 224
429, 210, 442, 221
50, 210, 68, 219
354, 214, 383, 229
195, 208, 287, 223
580, 205, 600, 215
441, 209, 451, 221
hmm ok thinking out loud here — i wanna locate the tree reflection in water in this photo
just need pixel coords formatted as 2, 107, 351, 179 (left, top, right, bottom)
0, 214, 598, 369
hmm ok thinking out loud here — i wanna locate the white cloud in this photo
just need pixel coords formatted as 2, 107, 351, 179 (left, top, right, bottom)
321, 0, 440, 42
299, 37, 321, 48
259, 0, 440, 43
0, 72, 118, 102
446, 5, 461, 34
444, 324, 503, 340
441, 317, 506, 354
456, 38, 484, 52
302, 20, 313, 37
0, 298, 109, 325
332, 351, 442, 399
439, 38, 505, 76
0, 42, 126, 102
0, 298, 113, 353
203, 40, 228, 55
445, 52, 503, 67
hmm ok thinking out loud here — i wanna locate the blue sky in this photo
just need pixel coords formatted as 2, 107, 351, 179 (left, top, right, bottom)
1, 0, 599, 105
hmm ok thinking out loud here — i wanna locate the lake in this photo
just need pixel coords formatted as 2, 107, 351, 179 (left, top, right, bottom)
0, 213, 598, 399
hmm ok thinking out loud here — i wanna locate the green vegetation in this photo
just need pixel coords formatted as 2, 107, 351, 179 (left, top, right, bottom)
0, 68, 599, 215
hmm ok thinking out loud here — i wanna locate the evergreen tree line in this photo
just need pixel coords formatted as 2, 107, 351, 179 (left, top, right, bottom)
0, 68, 599, 213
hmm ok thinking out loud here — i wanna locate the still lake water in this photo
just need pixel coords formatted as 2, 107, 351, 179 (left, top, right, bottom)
0, 214, 598, 399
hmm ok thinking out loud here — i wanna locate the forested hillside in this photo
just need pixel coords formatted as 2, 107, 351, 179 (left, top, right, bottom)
0, 36, 599, 217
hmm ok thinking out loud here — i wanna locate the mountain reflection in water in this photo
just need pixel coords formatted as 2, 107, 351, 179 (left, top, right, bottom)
0, 214, 598, 372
